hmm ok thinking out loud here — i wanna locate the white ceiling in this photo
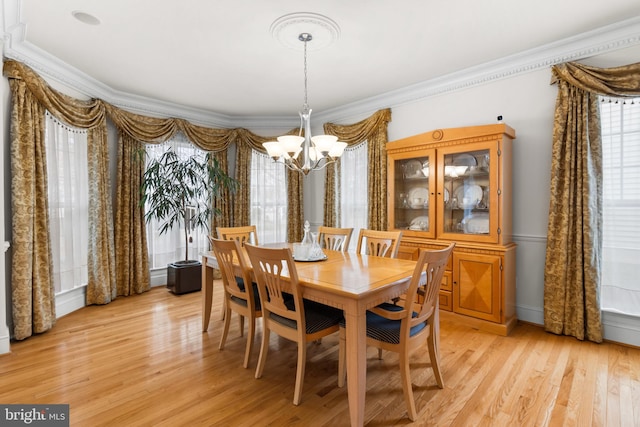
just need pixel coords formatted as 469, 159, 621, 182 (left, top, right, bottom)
4, 0, 640, 124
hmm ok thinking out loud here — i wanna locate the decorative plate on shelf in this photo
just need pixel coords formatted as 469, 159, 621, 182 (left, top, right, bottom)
403, 160, 424, 178
461, 212, 489, 234
454, 184, 483, 209
408, 187, 429, 208
409, 216, 429, 230
452, 153, 478, 166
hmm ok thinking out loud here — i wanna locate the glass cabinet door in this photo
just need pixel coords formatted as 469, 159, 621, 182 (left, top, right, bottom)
389, 149, 436, 238
437, 141, 499, 243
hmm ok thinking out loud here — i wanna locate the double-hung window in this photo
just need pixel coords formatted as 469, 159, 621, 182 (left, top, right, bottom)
250, 150, 287, 243
145, 133, 209, 269
44, 112, 89, 294
336, 142, 368, 252
600, 97, 640, 317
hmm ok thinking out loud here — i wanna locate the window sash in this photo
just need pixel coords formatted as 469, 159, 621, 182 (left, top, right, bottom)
145, 134, 209, 269
337, 142, 368, 252
45, 112, 89, 294
250, 150, 287, 244
600, 97, 640, 316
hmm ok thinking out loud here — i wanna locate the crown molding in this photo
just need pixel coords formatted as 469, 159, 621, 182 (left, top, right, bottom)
315, 15, 640, 124
3, 0, 640, 129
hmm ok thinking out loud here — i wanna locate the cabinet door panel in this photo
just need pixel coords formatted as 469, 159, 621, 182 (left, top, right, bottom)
453, 252, 501, 323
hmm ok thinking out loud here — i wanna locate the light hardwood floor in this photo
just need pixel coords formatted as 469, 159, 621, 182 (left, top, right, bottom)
1, 283, 639, 426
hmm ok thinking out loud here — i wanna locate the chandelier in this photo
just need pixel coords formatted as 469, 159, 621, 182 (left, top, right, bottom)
263, 31, 347, 175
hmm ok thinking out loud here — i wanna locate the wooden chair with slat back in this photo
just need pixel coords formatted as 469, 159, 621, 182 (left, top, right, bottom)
356, 229, 403, 258
338, 243, 455, 421
216, 225, 259, 246
210, 238, 262, 369
244, 244, 343, 406
317, 226, 353, 252
210, 226, 259, 328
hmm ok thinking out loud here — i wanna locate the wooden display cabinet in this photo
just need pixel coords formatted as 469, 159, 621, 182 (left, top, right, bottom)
387, 124, 517, 335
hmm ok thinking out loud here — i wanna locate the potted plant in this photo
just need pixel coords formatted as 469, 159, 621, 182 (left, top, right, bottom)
141, 147, 237, 294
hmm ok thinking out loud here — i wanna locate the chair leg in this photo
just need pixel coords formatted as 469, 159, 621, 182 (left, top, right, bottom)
243, 316, 256, 369
292, 341, 307, 406
399, 347, 417, 422
427, 329, 445, 388
218, 307, 231, 350
338, 327, 346, 387
377, 348, 383, 359
239, 315, 245, 337
255, 327, 270, 379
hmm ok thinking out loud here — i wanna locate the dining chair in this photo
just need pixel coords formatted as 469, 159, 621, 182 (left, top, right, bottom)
356, 229, 403, 258
337, 243, 455, 421
211, 238, 262, 369
317, 226, 353, 252
244, 243, 343, 406
216, 225, 259, 246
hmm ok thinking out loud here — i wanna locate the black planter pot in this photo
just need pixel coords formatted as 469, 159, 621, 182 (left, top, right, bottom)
166, 260, 202, 294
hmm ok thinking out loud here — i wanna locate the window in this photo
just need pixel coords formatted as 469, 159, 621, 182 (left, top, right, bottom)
337, 142, 368, 252
145, 133, 209, 269
44, 112, 89, 294
250, 150, 287, 243
600, 97, 640, 316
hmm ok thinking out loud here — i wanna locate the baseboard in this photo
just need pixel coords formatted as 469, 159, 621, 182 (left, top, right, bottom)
150, 268, 167, 287
0, 333, 10, 354
55, 286, 87, 318
515, 303, 639, 347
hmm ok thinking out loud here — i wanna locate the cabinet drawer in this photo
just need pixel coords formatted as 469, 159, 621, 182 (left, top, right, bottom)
441, 271, 452, 292
439, 290, 452, 311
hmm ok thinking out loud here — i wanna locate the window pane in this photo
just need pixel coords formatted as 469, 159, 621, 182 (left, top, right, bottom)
145, 134, 209, 268
600, 97, 640, 316
250, 150, 287, 243
45, 112, 89, 294
338, 142, 368, 252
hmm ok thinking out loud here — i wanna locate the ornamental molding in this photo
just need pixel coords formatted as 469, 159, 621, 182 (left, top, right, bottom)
2, 0, 640, 129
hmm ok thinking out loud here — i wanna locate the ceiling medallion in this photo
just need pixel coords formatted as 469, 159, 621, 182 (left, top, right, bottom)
270, 12, 340, 51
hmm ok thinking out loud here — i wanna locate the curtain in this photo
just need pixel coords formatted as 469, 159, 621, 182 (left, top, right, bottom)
545, 61, 640, 343
323, 109, 392, 230
5, 60, 115, 338
115, 133, 150, 296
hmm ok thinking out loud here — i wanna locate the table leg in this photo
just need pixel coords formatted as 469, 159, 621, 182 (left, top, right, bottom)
345, 304, 367, 427
202, 256, 214, 332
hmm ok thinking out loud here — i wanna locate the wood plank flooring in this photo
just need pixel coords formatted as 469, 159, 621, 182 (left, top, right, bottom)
1, 283, 639, 426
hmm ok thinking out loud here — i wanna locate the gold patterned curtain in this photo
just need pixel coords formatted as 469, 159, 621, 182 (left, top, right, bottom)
323, 109, 392, 230
114, 133, 150, 296
4, 60, 114, 338
545, 61, 640, 343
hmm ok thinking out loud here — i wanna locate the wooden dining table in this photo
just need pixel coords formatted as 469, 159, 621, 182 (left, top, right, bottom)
201, 243, 418, 427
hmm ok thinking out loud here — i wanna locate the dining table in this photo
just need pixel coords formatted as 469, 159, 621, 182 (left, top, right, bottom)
201, 243, 419, 427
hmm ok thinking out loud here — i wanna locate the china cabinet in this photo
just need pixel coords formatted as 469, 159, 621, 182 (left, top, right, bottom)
387, 123, 517, 335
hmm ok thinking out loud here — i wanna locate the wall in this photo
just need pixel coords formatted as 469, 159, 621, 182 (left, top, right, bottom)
0, 39, 10, 353
306, 53, 640, 346
388, 68, 556, 327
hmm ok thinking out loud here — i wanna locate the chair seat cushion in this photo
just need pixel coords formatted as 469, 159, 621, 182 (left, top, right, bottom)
269, 300, 343, 334
230, 279, 261, 310
340, 302, 426, 344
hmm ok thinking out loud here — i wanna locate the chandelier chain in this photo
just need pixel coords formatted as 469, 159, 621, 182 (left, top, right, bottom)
303, 37, 309, 111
